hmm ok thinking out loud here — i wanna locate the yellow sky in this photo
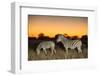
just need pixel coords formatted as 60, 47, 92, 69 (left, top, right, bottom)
28, 15, 88, 38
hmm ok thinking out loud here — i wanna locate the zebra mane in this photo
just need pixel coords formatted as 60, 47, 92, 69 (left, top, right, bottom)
58, 35, 69, 41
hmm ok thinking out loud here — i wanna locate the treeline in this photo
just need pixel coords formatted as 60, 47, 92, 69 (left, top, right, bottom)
28, 33, 88, 50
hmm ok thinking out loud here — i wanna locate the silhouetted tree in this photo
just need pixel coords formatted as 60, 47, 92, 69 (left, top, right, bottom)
28, 36, 37, 40
63, 33, 72, 39
43, 36, 51, 40
38, 33, 44, 37
71, 36, 79, 40
55, 34, 61, 39
81, 35, 88, 48
64, 33, 68, 37
38, 33, 45, 40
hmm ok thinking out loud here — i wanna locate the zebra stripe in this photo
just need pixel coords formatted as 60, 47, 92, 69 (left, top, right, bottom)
57, 35, 82, 53
36, 41, 56, 55
72, 40, 79, 47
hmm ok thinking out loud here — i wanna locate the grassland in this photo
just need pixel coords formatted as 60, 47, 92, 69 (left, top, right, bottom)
28, 47, 88, 61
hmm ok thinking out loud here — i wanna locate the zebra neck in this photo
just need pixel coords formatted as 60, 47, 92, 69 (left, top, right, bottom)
61, 38, 69, 44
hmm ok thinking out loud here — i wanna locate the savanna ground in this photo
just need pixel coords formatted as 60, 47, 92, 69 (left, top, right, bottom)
28, 46, 88, 61
28, 35, 88, 61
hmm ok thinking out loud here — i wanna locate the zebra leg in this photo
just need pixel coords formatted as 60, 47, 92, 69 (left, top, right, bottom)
65, 47, 68, 54
53, 49, 56, 54
43, 48, 47, 55
77, 47, 82, 53
51, 48, 54, 55
64, 47, 68, 58
36, 49, 40, 55
77, 47, 84, 57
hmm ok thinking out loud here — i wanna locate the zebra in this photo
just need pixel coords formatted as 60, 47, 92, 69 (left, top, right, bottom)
36, 41, 56, 55
56, 35, 82, 54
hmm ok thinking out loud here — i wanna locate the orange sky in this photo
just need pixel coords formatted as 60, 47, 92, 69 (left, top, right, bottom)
28, 15, 88, 38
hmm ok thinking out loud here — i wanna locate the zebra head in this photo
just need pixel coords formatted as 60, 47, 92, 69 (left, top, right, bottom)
56, 35, 64, 43
56, 35, 68, 43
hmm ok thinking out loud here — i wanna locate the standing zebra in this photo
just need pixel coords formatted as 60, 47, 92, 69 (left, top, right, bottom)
36, 41, 56, 55
56, 35, 82, 54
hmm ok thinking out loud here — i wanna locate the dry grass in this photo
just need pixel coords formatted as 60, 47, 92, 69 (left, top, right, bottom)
28, 47, 88, 61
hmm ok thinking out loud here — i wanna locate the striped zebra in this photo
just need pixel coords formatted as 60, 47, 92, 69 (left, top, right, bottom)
56, 35, 82, 54
36, 41, 56, 55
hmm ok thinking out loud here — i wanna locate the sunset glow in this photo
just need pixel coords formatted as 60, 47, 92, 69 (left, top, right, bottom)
28, 15, 88, 38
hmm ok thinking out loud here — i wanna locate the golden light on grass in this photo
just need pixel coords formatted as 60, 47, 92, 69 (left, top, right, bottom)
28, 15, 88, 38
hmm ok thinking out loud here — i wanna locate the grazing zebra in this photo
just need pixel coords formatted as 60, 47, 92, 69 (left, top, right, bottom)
56, 35, 82, 54
36, 41, 56, 55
